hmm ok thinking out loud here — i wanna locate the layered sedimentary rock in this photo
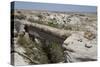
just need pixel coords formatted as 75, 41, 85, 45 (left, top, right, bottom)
11, 9, 97, 65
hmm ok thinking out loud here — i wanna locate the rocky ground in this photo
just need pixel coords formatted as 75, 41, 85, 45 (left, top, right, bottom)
11, 9, 97, 65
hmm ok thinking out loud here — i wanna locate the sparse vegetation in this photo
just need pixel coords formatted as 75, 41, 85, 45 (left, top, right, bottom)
12, 9, 97, 65
17, 35, 49, 64
47, 41, 64, 63
37, 14, 43, 19
28, 17, 35, 22
64, 25, 72, 30
84, 31, 96, 40
28, 17, 43, 24
47, 21, 58, 27
14, 14, 26, 20
17, 11, 21, 14
18, 35, 33, 48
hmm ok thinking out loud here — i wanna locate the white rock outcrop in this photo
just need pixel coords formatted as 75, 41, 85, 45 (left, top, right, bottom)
62, 32, 97, 62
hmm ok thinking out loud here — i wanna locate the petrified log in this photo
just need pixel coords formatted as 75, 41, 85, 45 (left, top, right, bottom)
24, 22, 71, 40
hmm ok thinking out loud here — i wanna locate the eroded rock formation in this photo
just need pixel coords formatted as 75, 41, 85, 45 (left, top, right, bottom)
11, 9, 97, 65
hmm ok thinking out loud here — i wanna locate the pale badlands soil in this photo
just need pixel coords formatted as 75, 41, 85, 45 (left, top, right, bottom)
11, 9, 97, 65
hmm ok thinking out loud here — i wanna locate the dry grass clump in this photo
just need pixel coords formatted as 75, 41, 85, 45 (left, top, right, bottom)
47, 41, 64, 63
84, 31, 96, 40
17, 34, 49, 64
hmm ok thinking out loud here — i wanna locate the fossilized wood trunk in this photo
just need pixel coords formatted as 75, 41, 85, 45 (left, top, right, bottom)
24, 22, 68, 63
24, 22, 71, 40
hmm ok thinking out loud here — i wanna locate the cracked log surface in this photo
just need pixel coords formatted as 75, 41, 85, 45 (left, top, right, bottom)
24, 22, 71, 40
11, 9, 97, 65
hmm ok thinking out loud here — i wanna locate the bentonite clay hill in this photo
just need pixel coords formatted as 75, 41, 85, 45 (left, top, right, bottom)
11, 9, 97, 65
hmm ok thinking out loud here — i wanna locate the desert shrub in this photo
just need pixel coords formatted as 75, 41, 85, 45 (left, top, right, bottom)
28, 17, 35, 22
17, 35, 49, 64
28, 17, 43, 24
79, 14, 85, 16
64, 25, 72, 30
14, 14, 26, 20
67, 18, 71, 23
37, 14, 43, 19
84, 31, 96, 40
47, 21, 58, 28
17, 11, 21, 14
64, 24, 81, 31
18, 35, 32, 48
47, 41, 64, 63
